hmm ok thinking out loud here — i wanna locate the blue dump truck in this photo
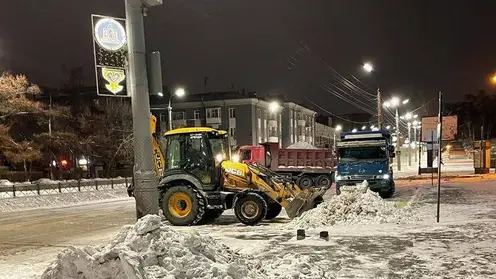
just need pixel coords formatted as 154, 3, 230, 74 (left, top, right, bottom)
335, 130, 396, 198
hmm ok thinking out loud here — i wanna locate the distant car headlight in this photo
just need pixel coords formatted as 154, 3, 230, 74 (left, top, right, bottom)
382, 174, 390, 180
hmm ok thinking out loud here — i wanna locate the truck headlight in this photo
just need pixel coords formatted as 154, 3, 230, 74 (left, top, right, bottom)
335, 175, 342, 181
382, 174, 390, 180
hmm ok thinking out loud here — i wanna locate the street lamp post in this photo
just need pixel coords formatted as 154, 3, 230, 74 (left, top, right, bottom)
167, 87, 185, 131
125, 0, 162, 219
363, 63, 382, 129
334, 125, 342, 150
383, 97, 409, 171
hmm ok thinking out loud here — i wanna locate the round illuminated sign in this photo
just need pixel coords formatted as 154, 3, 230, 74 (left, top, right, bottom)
94, 18, 127, 51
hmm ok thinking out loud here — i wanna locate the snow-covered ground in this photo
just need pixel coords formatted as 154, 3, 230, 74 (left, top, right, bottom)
1, 180, 496, 278
0, 188, 130, 212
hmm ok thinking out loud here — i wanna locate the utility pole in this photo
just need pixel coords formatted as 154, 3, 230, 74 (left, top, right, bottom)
49, 91, 54, 180
407, 122, 412, 166
395, 106, 401, 171
125, 0, 160, 218
436, 91, 443, 223
377, 87, 382, 129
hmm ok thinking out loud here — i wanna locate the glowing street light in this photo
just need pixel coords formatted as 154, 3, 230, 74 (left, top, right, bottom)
333, 125, 342, 150
363, 62, 373, 73
352, 128, 358, 133
362, 125, 367, 130
167, 87, 186, 130
269, 101, 281, 113
491, 74, 496, 84
386, 125, 391, 130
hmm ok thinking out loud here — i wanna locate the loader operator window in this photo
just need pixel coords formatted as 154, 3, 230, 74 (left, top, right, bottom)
208, 134, 228, 161
165, 133, 214, 185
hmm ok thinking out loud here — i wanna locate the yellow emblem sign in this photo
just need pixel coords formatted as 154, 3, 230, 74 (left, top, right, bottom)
102, 68, 125, 94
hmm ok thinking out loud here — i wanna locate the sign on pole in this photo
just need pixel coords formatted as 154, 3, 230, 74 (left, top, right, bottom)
421, 115, 457, 142
91, 14, 129, 97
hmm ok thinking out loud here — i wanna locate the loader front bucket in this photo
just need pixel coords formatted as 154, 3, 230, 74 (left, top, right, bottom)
285, 187, 327, 219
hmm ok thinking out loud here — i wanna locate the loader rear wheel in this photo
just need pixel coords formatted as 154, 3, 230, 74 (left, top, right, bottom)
234, 192, 267, 226
264, 203, 282, 220
162, 185, 205, 226
296, 175, 313, 188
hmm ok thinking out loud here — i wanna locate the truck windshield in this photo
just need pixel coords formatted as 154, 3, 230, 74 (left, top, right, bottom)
239, 149, 251, 160
339, 146, 387, 161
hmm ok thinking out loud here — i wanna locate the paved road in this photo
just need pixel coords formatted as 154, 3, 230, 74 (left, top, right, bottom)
0, 198, 136, 259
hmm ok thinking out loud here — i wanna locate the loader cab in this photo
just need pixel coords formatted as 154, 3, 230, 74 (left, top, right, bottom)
162, 127, 229, 190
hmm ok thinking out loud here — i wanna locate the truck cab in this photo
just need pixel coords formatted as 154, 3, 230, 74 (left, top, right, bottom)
335, 130, 395, 198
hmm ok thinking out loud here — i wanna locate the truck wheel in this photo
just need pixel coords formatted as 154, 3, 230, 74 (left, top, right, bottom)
162, 185, 205, 226
296, 175, 313, 188
234, 192, 267, 226
199, 209, 224, 224
380, 181, 396, 199
264, 203, 282, 220
316, 175, 332, 188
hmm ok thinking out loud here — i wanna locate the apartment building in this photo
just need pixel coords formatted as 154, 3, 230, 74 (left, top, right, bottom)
150, 91, 319, 148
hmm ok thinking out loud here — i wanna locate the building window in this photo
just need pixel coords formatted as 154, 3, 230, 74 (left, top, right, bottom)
172, 111, 185, 120
160, 113, 167, 123
297, 112, 302, 121
193, 110, 200, 119
229, 108, 236, 118
206, 107, 221, 118
230, 127, 236, 137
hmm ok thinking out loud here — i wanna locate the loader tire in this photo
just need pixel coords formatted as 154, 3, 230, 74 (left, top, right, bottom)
199, 209, 224, 224
234, 192, 267, 226
264, 203, 282, 220
162, 185, 205, 226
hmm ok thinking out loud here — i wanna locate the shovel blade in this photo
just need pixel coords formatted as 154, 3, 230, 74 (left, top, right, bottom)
285, 187, 327, 219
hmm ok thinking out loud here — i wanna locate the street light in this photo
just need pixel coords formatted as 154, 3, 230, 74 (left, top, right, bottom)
491, 74, 496, 84
383, 96, 409, 171
361, 125, 367, 130
352, 128, 357, 133
362, 62, 382, 129
269, 101, 280, 113
168, 87, 186, 131
363, 62, 373, 73
333, 125, 342, 150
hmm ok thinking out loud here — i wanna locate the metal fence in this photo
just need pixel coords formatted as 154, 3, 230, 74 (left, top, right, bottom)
0, 178, 131, 199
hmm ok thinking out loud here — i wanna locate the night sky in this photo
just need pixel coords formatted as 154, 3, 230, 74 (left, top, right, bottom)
1, 0, 495, 115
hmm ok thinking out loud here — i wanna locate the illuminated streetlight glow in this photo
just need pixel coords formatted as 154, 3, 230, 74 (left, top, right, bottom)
352, 128, 358, 133
412, 120, 418, 125
335, 125, 342, 131
157, 92, 164, 97
402, 99, 409, 105
391, 97, 400, 106
362, 125, 366, 130
363, 62, 373, 73
175, 87, 185, 97
386, 125, 391, 129
269, 101, 280, 113
491, 74, 496, 84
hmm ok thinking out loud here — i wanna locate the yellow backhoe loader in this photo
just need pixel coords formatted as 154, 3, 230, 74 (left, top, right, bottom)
128, 115, 328, 226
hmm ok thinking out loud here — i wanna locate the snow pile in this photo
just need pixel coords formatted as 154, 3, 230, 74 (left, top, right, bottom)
41, 215, 263, 279
0, 179, 13, 186
288, 184, 418, 229
287, 142, 318, 149
0, 189, 129, 212
259, 254, 331, 278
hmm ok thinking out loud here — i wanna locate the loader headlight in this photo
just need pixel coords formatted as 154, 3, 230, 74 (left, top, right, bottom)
381, 174, 390, 180
232, 154, 240, 163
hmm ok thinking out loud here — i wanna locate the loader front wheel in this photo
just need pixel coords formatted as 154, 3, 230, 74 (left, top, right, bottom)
162, 185, 205, 226
234, 192, 267, 226
264, 203, 282, 220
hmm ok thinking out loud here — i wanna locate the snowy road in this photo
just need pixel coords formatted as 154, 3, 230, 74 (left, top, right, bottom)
1, 181, 496, 278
